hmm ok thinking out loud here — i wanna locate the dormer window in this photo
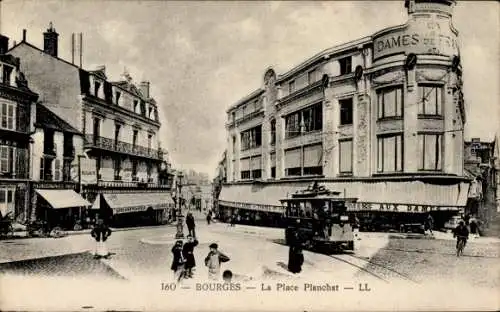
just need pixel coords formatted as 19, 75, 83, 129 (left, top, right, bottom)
288, 80, 296, 94
2, 65, 13, 85
149, 107, 153, 119
339, 56, 352, 75
133, 100, 139, 113
115, 91, 121, 105
94, 80, 101, 97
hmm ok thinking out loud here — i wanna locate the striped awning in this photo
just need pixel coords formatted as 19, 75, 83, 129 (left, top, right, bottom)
93, 192, 175, 214
36, 189, 91, 209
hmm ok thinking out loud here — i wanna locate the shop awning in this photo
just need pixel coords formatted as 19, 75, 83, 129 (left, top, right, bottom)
96, 192, 175, 215
219, 180, 470, 213
36, 189, 91, 209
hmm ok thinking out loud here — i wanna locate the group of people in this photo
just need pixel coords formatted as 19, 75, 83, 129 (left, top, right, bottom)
171, 211, 230, 282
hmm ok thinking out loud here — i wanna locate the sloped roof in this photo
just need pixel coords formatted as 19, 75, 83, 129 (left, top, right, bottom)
35, 103, 81, 134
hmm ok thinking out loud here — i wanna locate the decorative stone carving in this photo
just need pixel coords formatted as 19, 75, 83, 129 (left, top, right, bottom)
371, 71, 404, 87
416, 70, 447, 82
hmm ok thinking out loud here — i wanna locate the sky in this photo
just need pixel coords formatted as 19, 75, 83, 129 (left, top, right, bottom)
1, 0, 498, 178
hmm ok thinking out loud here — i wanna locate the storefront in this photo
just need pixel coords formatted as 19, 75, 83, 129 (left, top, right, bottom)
219, 179, 469, 229
34, 189, 91, 230
91, 192, 175, 227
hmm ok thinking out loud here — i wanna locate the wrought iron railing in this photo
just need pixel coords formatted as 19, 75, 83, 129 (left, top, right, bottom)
84, 134, 163, 160
96, 180, 171, 189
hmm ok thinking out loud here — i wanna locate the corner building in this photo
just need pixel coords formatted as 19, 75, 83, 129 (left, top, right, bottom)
220, 0, 468, 229
8, 25, 174, 227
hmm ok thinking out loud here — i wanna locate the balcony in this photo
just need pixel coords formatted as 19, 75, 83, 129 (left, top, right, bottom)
84, 134, 163, 160
83, 180, 171, 190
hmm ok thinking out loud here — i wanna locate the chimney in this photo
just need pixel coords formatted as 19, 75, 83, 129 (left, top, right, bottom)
0, 34, 8, 54
22, 29, 26, 42
43, 22, 59, 57
139, 81, 150, 98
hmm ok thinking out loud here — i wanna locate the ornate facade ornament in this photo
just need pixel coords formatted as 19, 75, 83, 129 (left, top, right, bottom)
416, 70, 448, 82
371, 71, 405, 86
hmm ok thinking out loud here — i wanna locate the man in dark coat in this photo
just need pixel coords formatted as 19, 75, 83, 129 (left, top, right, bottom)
182, 235, 199, 278
90, 219, 112, 259
206, 211, 212, 225
171, 240, 185, 282
186, 212, 196, 238
287, 228, 304, 274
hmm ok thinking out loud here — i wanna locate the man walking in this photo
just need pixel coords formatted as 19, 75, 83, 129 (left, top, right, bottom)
90, 219, 112, 259
204, 243, 230, 280
186, 212, 196, 238
206, 210, 212, 225
182, 235, 199, 278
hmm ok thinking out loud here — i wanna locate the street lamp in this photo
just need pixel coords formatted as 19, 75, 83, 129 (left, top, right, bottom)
175, 172, 185, 239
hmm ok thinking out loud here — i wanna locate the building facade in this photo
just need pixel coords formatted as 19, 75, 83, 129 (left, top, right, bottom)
8, 24, 174, 226
220, 0, 469, 229
0, 33, 38, 222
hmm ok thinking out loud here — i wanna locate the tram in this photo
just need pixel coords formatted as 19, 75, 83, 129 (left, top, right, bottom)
280, 182, 358, 252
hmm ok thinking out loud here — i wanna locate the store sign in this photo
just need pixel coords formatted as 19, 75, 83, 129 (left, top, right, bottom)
348, 202, 460, 213
373, 19, 459, 60
70, 158, 97, 184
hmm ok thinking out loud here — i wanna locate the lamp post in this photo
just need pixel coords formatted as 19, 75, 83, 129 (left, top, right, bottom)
175, 172, 185, 239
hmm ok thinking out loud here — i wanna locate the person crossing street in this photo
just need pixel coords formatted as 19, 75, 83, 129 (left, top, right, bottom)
186, 212, 196, 238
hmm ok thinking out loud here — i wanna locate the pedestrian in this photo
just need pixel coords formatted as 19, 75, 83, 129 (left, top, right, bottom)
469, 218, 478, 238
182, 235, 199, 278
171, 240, 186, 282
186, 212, 196, 238
230, 214, 236, 227
90, 219, 112, 259
204, 243, 230, 280
206, 211, 212, 225
287, 229, 304, 274
426, 214, 434, 235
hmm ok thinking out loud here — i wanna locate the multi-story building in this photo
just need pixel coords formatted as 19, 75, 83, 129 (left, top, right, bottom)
213, 151, 227, 217
219, 0, 469, 229
0, 33, 38, 222
30, 102, 90, 230
8, 24, 174, 226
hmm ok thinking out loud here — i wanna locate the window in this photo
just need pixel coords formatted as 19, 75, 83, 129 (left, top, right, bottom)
132, 160, 138, 180
240, 125, 262, 151
240, 171, 251, 180
250, 156, 262, 179
140, 101, 146, 116
252, 169, 262, 179
132, 130, 138, 147
339, 98, 353, 125
285, 148, 302, 177
418, 85, 443, 116
339, 139, 353, 174
96, 156, 102, 180
39, 157, 44, 180
148, 134, 152, 150
339, 56, 352, 75
377, 134, 403, 173
114, 124, 121, 142
2, 65, 13, 85
54, 159, 61, 181
0, 146, 12, 173
146, 163, 152, 180
270, 119, 276, 145
271, 167, 276, 178
63, 159, 72, 181
39, 157, 53, 181
270, 152, 276, 179
288, 80, 296, 94
92, 118, 100, 142
0, 101, 16, 130
285, 103, 323, 139
303, 144, 323, 175
308, 68, 319, 84
377, 86, 403, 119
115, 91, 121, 105
133, 100, 139, 113
418, 134, 442, 171
94, 81, 101, 97
113, 158, 121, 180
232, 136, 236, 154
149, 107, 153, 119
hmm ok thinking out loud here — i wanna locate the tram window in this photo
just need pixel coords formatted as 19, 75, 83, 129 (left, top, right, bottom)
304, 201, 313, 218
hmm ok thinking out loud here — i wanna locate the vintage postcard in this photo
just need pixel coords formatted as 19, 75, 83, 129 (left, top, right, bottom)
0, 0, 498, 311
